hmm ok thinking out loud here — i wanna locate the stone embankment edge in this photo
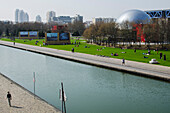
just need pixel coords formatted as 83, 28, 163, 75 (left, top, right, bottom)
0, 43, 170, 83
0, 72, 61, 112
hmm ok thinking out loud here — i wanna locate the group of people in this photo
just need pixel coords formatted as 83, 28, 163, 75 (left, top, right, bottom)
70, 47, 167, 66
75, 45, 79, 47
148, 49, 166, 61
84, 46, 90, 48
97, 48, 102, 51
160, 52, 166, 60
72, 41, 80, 45
111, 53, 119, 56
139, 48, 167, 61
97, 47, 105, 51
154, 48, 167, 61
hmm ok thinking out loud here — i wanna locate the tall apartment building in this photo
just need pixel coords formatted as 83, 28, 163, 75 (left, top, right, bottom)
25, 13, 29, 22
15, 9, 29, 23
36, 15, 42, 22
93, 17, 116, 24
18, 10, 24, 23
15, 9, 19, 23
46, 11, 56, 22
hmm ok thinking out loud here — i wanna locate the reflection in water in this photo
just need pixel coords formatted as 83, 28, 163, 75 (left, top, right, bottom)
0, 45, 170, 113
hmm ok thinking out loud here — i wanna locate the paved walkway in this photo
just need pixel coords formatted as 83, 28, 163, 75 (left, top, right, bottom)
0, 73, 61, 113
0, 40, 170, 81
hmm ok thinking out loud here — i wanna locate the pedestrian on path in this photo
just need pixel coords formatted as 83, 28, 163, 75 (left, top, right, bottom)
13, 42, 15, 45
122, 58, 125, 65
72, 48, 74, 53
7, 91, 12, 107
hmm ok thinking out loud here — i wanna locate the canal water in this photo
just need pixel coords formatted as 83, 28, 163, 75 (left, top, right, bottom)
0, 45, 170, 113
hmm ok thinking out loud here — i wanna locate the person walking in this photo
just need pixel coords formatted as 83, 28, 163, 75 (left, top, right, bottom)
7, 92, 12, 107
122, 58, 125, 65
72, 48, 74, 53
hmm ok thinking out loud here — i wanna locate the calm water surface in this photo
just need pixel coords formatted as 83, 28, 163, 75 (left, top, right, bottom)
0, 45, 170, 113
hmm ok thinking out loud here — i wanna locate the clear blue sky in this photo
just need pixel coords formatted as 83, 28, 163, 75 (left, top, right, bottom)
1, 0, 170, 22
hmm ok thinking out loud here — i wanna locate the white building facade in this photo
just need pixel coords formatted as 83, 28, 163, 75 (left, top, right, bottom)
46, 11, 56, 23
46, 13, 83, 25
51, 16, 72, 24
93, 17, 116, 24
84, 21, 93, 28
72, 14, 83, 23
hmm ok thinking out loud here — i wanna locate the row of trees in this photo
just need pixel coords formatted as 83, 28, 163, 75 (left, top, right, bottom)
83, 19, 170, 47
143, 20, 170, 45
83, 21, 136, 47
1, 19, 170, 47
0, 21, 49, 37
83, 22, 119, 46
0, 21, 85, 38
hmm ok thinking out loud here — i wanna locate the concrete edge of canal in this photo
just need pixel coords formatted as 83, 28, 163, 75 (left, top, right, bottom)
0, 72, 61, 113
0, 41, 170, 83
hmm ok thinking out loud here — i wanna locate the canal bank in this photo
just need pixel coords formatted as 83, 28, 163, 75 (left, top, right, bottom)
0, 42, 170, 113
0, 40, 170, 82
0, 73, 61, 113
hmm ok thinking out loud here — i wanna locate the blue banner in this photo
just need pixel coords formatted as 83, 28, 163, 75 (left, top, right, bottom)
20, 32, 28, 37
29, 31, 38, 37
47, 33, 58, 41
59, 33, 69, 40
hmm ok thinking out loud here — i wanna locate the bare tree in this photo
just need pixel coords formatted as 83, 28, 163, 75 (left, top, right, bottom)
104, 22, 118, 47
119, 21, 133, 46
68, 21, 85, 36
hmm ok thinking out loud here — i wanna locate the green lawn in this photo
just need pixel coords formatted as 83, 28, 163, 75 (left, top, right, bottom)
1, 38, 170, 66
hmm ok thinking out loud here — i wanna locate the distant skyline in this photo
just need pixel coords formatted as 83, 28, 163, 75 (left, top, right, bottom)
0, 0, 170, 22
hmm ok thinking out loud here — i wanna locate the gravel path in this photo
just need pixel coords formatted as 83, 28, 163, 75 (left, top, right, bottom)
0, 73, 61, 113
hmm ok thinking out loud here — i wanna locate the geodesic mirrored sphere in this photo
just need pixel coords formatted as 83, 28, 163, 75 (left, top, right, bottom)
117, 9, 151, 24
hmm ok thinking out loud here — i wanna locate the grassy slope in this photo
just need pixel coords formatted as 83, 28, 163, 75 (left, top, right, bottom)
1, 38, 170, 66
